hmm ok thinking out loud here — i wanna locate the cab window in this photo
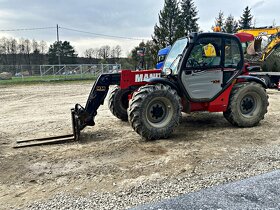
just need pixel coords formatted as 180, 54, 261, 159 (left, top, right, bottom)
186, 37, 222, 69
224, 38, 241, 68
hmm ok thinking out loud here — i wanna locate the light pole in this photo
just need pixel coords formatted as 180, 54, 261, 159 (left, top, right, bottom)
57, 24, 61, 65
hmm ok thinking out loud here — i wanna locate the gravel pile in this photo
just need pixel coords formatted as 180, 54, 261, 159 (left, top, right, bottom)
27, 145, 280, 210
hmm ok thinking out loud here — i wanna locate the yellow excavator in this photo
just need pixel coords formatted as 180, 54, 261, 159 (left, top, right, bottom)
238, 26, 280, 72
237, 26, 280, 88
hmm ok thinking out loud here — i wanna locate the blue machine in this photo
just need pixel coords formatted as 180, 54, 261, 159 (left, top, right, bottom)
156, 46, 171, 69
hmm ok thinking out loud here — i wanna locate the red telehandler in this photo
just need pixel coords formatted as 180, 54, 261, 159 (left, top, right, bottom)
14, 32, 269, 148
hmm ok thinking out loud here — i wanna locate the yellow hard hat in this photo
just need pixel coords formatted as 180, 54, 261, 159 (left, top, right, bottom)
203, 43, 217, 57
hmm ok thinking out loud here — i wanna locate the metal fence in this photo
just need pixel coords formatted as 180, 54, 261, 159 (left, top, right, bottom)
0, 64, 121, 81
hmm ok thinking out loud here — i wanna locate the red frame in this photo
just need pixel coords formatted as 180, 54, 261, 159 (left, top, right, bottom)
189, 83, 234, 112
119, 69, 242, 113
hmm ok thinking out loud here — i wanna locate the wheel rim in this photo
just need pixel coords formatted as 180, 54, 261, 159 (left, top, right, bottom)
240, 92, 261, 117
146, 97, 174, 128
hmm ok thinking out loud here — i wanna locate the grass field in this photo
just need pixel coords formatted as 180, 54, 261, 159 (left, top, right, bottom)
0, 74, 97, 85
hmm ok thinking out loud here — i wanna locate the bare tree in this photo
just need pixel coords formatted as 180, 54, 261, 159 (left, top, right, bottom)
23, 39, 31, 65
17, 38, 25, 65
39, 40, 47, 64
84, 48, 94, 58
10, 38, 17, 65
32, 39, 39, 53
111, 47, 116, 58
98, 45, 110, 59
114, 45, 122, 58
39, 40, 47, 54
0, 38, 10, 64
93, 48, 99, 59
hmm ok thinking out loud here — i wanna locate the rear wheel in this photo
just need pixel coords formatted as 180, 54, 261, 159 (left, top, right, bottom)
223, 82, 268, 127
128, 84, 182, 140
108, 86, 130, 121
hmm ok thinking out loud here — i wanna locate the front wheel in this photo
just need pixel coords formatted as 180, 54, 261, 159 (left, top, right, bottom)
223, 82, 269, 127
128, 84, 182, 140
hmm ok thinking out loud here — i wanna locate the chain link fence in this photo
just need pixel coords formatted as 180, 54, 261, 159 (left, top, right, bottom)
0, 64, 121, 82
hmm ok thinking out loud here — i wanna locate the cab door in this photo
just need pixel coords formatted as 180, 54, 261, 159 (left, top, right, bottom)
180, 36, 242, 101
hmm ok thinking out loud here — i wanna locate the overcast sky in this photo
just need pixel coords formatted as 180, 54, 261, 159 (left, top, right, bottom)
0, 0, 278, 56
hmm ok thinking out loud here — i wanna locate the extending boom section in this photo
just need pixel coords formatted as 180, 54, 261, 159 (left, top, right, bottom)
74, 73, 121, 131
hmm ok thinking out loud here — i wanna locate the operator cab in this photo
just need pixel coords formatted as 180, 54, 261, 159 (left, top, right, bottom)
163, 32, 244, 102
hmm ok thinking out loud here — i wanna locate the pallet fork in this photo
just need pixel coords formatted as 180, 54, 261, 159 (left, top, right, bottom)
13, 108, 81, 148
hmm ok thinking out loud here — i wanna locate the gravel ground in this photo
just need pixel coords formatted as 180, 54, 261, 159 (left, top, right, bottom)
133, 170, 280, 210
28, 144, 280, 209
0, 83, 279, 210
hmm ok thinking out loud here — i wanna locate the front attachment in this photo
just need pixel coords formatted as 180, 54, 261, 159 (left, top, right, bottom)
13, 109, 82, 148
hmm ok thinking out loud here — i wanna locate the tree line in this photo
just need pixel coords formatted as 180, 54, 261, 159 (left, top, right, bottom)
0, 37, 48, 65
0, 37, 125, 66
84, 45, 122, 60
214, 6, 254, 33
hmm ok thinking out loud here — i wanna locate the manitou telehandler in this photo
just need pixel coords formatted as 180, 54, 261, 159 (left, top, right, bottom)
14, 32, 269, 148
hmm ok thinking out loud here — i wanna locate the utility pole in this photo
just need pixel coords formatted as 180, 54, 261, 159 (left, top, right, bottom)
57, 24, 61, 65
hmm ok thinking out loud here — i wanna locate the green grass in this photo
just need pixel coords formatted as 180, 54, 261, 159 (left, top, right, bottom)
0, 74, 97, 85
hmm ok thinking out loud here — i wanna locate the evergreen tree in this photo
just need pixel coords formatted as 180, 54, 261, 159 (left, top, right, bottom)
180, 0, 199, 36
48, 41, 77, 64
152, 0, 181, 49
214, 10, 224, 31
239, 6, 253, 29
224, 15, 239, 33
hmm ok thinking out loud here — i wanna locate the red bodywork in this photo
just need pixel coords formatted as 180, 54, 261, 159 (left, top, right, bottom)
120, 69, 162, 89
119, 69, 237, 113
234, 32, 254, 43
189, 83, 234, 112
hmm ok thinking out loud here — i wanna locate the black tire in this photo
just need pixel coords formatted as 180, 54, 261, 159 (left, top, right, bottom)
223, 82, 269, 127
259, 76, 271, 88
128, 84, 182, 140
108, 86, 131, 121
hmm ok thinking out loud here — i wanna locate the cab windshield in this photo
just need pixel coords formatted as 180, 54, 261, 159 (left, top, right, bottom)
162, 38, 188, 75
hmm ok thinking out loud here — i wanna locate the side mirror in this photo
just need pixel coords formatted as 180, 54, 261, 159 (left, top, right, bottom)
165, 68, 173, 76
